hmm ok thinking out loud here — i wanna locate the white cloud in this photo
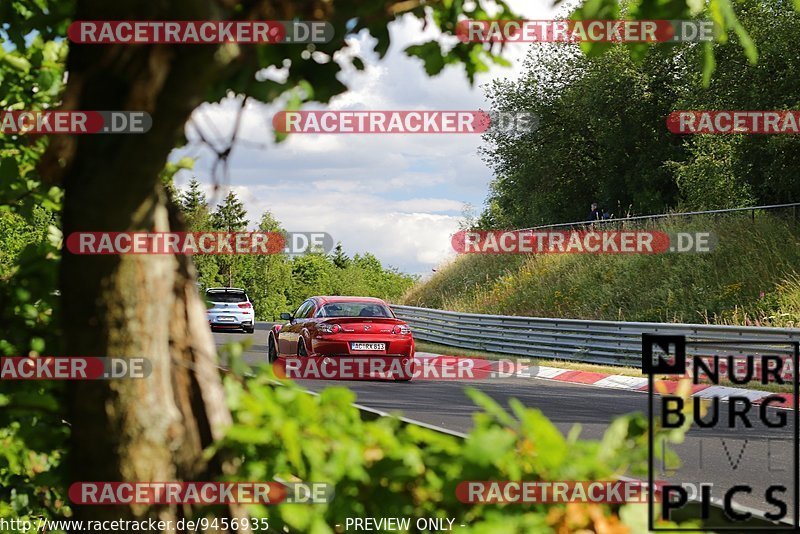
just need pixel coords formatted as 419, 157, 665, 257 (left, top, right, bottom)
173, 1, 567, 274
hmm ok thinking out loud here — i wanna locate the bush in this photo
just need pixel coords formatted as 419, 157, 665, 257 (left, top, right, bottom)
213, 363, 689, 533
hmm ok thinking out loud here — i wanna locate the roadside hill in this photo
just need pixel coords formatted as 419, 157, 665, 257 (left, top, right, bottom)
402, 215, 800, 327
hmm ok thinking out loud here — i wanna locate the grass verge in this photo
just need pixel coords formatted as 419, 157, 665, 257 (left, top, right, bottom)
403, 215, 800, 327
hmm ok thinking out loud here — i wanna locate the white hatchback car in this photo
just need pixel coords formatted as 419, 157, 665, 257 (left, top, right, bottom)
206, 287, 255, 334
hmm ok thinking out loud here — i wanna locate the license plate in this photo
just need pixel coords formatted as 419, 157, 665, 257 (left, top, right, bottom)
217, 316, 235, 322
351, 342, 386, 351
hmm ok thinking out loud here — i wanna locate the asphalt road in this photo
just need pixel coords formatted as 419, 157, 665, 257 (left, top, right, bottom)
213, 322, 796, 520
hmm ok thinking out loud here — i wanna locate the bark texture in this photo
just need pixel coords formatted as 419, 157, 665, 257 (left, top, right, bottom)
51, 1, 335, 529
55, 0, 241, 530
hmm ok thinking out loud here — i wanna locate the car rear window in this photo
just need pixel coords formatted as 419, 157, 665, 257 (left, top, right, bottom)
318, 302, 392, 318
206, 291, 248, 303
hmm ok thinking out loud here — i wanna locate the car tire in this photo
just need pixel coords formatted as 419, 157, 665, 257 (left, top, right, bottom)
244, 326, 254, 334
298, 339, 308, 357
268, 337, 278, 363
394, 359, 414, 382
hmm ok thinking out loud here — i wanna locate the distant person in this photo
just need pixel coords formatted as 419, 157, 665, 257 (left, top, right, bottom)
587, 202, 602, 222
602, 209, 612, 220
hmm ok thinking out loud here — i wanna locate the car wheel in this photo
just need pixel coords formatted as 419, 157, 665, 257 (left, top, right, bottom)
298, 338, 308, 357
268, 337, 278, 363
392, 363, 416, 382
244, 326, 254, 334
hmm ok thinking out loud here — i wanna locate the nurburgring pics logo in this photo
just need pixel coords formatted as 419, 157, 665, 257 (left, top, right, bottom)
68, 21, 334, 44
643, 334, 799, 531
667, 111, 800, 134
0, 111, 151, 134
65, 232, 334, 255
0, 357, 151, 380
451, 230, 716, 254
456, 20, 714, 43
271, 110, 537, 134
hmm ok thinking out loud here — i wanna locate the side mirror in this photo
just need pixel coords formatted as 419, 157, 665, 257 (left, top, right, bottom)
279, 312, 293, 321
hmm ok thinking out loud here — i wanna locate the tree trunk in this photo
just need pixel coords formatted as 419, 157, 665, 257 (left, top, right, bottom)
54, 1, 245, 530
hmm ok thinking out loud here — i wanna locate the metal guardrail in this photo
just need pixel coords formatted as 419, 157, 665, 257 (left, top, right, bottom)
391, 305, 800, 367
517, 202, 800, 232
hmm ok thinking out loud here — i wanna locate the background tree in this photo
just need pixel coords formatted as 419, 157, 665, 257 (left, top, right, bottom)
212, 190, 248, 286
212, 190, 249, 232
330, 242, 349, 269
479, 0, 800, 228
178, 178, 222, 286
181, 178, 211, 227
232, 211, 292, 320
669, 0, 800, 208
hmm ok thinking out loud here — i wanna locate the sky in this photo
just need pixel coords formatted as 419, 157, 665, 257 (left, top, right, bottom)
171, 1, 565, 276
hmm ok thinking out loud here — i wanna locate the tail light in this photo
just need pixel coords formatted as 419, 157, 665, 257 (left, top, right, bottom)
392, 324, 411, 335
319, 323, 341, 334
238, 302, 252, 309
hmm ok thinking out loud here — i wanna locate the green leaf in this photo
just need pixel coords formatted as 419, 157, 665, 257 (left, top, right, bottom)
718, 0, 758, 64
702, 41, 716, 86
406, 41, 446, 76
2, 53, 31, 73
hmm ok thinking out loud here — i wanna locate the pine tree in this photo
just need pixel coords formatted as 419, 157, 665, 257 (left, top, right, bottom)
258, 211, 283, 233
331, 242, 349, 269
212, 190, 249, 231
181, 178, 208, 213
179, 178, 212, 232
212, 190, 249, 285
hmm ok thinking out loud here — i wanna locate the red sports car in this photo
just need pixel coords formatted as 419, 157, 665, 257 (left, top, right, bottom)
268, 296, 415, 381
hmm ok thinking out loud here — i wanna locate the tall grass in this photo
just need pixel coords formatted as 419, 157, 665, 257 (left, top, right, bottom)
402, 215, 800, 326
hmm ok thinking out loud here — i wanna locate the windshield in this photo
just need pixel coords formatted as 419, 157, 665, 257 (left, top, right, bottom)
318, 302, 393, 318
206, 291, 248, 303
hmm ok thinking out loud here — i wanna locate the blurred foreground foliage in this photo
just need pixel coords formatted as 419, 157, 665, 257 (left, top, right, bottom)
0, 15, 69, 528
211, 360, 689, 534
